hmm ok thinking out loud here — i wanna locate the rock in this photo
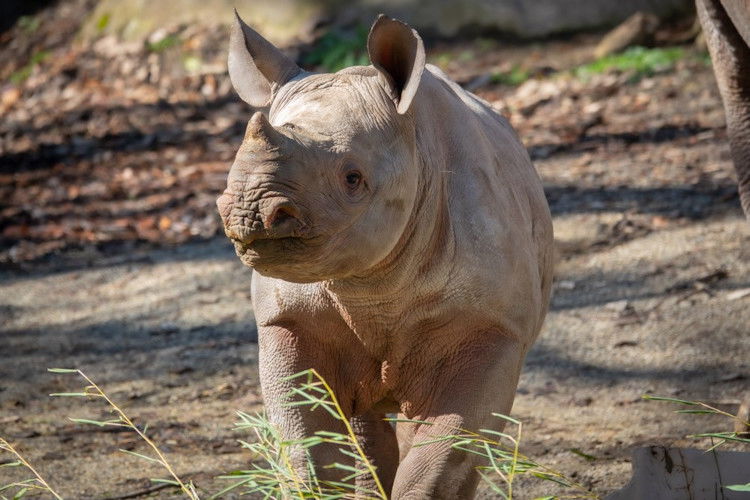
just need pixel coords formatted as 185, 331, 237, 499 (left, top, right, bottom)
356, 0, 689, 39
594, 11, 661, 59
608, 447, 750, 500
81, 0, 693, 47
81, 0, 328, 47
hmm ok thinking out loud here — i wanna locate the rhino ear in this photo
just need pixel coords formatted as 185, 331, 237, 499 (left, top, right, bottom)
228, 10, 301, 108
367, 15, 425, 114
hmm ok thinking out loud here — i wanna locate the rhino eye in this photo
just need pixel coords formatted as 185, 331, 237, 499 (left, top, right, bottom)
345, 171, 362, 189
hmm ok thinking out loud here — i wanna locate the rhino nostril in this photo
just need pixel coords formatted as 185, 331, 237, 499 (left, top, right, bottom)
265, 203, 301, 230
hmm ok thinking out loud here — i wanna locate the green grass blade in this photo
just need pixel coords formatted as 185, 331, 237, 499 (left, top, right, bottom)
12, 487, 29, 500
150, 478, 179, 485
642, 395, 699, 406
477, 469, 508, 498
119, 449, 162, 464
69, 418, 122, 427
491, 413, 521, 425
676, 410, 720, 414
570, 448, 597, 461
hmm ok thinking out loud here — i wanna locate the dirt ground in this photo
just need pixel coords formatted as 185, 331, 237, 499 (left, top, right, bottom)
2, 5, 750, 499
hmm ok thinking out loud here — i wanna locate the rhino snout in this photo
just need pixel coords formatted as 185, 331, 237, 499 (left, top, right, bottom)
217, 192, 306, 245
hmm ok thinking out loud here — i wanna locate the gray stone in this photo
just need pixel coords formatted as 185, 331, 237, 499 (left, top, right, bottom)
608, 446, 750, 500
82, 0, 694, 47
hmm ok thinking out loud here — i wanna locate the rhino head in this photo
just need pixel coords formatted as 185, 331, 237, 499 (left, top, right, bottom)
218, 13, 427, 283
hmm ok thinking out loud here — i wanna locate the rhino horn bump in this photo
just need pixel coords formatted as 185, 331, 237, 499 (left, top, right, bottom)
246, 112, 283, 146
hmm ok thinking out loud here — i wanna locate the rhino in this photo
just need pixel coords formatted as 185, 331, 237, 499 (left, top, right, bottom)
697, 0, 750, 219
696, 0, 750, 436
217, 12, 554, 498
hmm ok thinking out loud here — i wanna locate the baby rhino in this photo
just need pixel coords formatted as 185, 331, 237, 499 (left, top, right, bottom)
218, 12, 553, 499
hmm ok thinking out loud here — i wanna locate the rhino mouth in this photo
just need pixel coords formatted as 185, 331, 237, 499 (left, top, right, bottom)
234, 235, 304, 253
224, 220, 309, 248
231, 233, 316, 266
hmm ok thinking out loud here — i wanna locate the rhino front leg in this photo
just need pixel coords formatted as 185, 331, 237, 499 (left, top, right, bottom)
258, 324, 355, 483
392, 335, 526, 499
697, 0, 750, 218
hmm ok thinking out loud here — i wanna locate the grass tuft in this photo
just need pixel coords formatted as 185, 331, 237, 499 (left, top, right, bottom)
47, 368, 200, 499
216, 368, 389, 499
146, 34, 181, 53
220, 369, 597, 500
17, 16, 40, 34
491, 66, 531, 86
574, 46, 684, 81
0, 438, 62, 500
5, 367, 600, 499
303, 27, 370, 73
9, 51, 49, 85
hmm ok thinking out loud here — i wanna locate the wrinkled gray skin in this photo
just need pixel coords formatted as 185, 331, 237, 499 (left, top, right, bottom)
217, 13, 553, 498
696, 0, 750, 437
697, 0, 750, 218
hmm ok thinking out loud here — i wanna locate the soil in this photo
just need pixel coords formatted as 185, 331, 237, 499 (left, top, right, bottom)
1, 3, 749, 499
